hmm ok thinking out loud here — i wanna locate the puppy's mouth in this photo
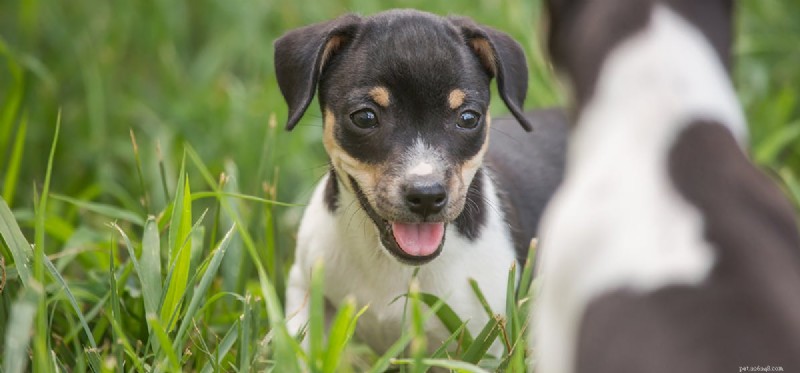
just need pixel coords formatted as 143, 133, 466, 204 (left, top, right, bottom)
349, 176, 446, 265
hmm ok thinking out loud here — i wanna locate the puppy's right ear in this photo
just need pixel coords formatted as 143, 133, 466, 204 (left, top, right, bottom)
274, 14, 361, 131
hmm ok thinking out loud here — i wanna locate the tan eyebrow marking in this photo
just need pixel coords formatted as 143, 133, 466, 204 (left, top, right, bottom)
369, 86, 391, 107
448, 89, 466, 109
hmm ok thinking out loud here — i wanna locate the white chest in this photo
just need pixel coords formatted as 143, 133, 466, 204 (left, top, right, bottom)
295, 172, 517, 354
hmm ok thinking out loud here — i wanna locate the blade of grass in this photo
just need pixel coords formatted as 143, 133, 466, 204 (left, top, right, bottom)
199, 319, 240, 373
322, 298, 368, 373
431, 323, 469, 359
516, 238, 538, 301
309, 260, 325, 371
2, 113, 26, 204
33, 110, 60, 373
468, 278, 495, 319
0, 39, 22, 154
41, 252, 98, 349
162, 170, 192, 332
50, 194, 146, 226
2, 285, 40, 373
140, 217, 163, 327
220, 163, 244, 293
130, 129, 150, 213
185, 145, 299, 371
239, 294, 253, 373
390, 358, 492, 373
417, 292, 474, 349
174, 226, 236, 350
409, 281, 426, 373
461, 315, 502, 364
147, 313, 181, 372
368, 293, 447, 373
0, 197, 32, 287
108, 238, 125, 372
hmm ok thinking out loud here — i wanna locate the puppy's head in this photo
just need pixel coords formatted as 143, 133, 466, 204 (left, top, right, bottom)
275, 9, 531, 265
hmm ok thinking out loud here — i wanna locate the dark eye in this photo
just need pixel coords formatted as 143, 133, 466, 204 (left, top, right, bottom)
350, 109, 378, 129
457, 110, 481, 129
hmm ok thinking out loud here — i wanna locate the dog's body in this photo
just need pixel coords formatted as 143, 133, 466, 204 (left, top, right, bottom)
535, 1, 800, 372
274, 10, 567, 353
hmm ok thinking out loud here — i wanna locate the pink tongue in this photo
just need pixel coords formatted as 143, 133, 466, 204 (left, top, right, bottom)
391, 222, 445, 257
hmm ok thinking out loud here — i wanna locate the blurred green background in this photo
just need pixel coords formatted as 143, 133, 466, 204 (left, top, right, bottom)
0, 0, 799, 370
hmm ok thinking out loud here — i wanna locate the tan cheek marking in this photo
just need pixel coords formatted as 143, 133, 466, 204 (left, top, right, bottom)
369, 86, 391, 108
448, 89, 466, 109
323, 108, 382, 195
459, 112, 491, 191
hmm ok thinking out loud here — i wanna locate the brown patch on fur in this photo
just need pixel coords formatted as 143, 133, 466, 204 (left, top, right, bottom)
448, 89, 466, 109
369, 86, 391, 107
470, 38, 497, 76
323, 108, 383, 197
459, 112, 491, 197
321, 35, 345, 69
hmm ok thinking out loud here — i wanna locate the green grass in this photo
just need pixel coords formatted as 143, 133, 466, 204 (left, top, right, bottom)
0, 0, 799, 372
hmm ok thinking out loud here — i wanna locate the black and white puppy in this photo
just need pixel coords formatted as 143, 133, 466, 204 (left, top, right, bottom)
535, 0, 800, 372
274, 9, 566, 353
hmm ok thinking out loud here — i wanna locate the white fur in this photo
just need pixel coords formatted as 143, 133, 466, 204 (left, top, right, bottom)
286, 171, 516, 354
408, 162, 434, 176
534, 6, 746, 373
403, 138, 445, 177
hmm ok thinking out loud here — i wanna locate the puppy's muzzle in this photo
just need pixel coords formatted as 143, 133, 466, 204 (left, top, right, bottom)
403, 180, 448, 218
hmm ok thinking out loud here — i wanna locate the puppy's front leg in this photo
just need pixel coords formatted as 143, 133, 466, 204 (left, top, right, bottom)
285, 264, 310, 347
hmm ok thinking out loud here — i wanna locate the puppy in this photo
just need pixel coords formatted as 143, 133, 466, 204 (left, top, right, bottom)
274, 9, 567, 354
535, 0, 800, 372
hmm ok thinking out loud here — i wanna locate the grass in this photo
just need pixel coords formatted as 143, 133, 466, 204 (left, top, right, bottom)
0, 0, 799, 372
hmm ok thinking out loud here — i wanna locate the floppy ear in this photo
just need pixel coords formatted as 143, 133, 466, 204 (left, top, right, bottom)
449, 17, 533, 131
274, 14, 361, 131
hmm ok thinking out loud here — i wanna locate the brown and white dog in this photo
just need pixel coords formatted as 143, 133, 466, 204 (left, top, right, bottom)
274, 10, 567, 354
534, 0, 800, 372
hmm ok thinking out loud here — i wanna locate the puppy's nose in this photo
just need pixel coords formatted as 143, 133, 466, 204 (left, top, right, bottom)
404, 182, 447, 217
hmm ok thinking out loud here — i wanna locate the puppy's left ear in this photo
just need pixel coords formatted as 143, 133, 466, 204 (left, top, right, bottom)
274, 14, 362, 131
449, 17, 533, 131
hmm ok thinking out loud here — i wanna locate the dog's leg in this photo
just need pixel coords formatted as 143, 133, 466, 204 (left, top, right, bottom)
285, 264, 310, 347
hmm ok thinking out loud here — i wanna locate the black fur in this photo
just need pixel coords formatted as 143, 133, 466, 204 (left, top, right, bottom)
273, 9, 532, 133
324, 168, 339, 212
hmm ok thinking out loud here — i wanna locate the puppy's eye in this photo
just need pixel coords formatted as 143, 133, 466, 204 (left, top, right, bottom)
350, 109, 379, 129
457, 110, 481, 130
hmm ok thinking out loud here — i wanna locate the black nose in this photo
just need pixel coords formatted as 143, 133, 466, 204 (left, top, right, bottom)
404, 182, 447, 217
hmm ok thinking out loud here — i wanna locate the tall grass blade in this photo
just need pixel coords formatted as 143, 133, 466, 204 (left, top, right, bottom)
147, 313, 181, 371
322, 298, 368, 373
390, 358, 492, 373
0, 197, 32, 287
199, 319, 240, 373
185, 145, 300, 371
174, 226, 236, 350
162, 172, 193, 332
220, 161, 244, 293
3, 286, 40, 373
418, 292, 474, 349
239, 294, 254, 373
33, 110, 60, 373
309, 260, 325, 371
2, 113, 26, 204
461, 315, 501, 364
468, 278, 495, 319
51, 194, 145, 226
108, 239, 125, 371
140, 217, 163, 325
41, 252, 97, 348
0, 39, 22, 153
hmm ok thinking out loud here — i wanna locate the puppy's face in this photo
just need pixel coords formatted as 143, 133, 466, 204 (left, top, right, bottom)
275, 10, 531, 264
